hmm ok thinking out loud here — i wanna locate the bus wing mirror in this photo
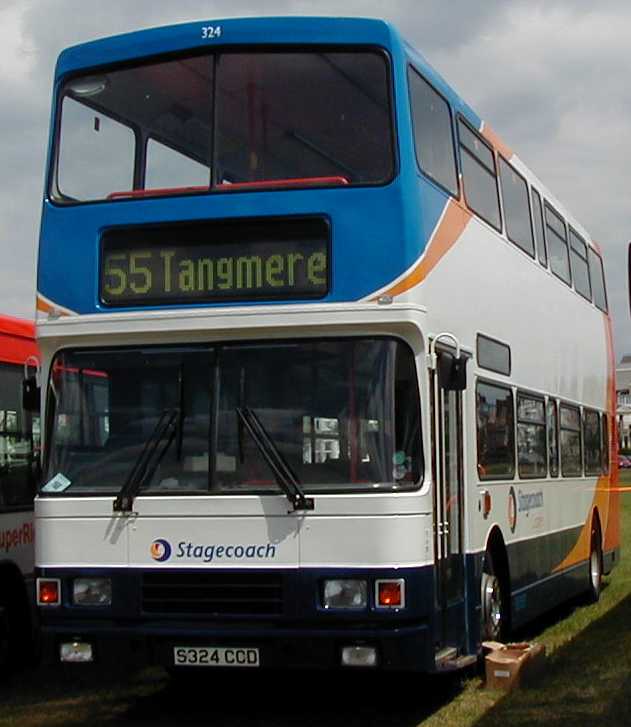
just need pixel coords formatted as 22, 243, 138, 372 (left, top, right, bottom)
22, 376, 40, 413
437, 352, 467, 391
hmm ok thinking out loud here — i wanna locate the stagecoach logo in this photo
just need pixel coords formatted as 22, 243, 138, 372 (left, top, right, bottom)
151, 538, 172, 562
508, 487, 517, 533
518, 489, 544, 514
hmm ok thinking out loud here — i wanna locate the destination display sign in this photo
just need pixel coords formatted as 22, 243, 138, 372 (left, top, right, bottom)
100, 218, 330, 306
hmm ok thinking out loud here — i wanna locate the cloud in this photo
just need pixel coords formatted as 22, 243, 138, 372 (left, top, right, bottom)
1, 0, 630, 358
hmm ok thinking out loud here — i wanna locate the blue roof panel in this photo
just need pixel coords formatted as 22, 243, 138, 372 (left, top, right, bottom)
56, 17, 399, 78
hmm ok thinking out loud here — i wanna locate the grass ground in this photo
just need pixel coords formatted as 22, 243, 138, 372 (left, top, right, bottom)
422, 472, 631, 727
2, 482, 630, 726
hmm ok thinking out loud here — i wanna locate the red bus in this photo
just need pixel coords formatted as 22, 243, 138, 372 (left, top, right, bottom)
0, 315, 39, 673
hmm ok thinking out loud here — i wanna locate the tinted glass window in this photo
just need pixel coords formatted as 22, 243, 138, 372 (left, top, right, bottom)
0, 364, 37, 511
408, 69, 457, 195
44, 339, 421, 496
477, 335, 510, 375
517, 394, 546, 478
569, 229, 591, 301
531, 189, 547, 266
458, 119, 501, 230
458, 122, 494, 170
53, 51, 394, 202
545, 204, 571, 285
476, 381, 514, 479
57, 96, 135, 201
560, 403, 582, 477
588, 248, 608, 313
215, 52, 393, 186
547, 399, 559, 477
499, 158, 534, 256
583, 409, 601, 475
146, 138, 210, 190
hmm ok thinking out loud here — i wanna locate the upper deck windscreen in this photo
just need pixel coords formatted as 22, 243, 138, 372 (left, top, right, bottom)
52, 50, 394, 202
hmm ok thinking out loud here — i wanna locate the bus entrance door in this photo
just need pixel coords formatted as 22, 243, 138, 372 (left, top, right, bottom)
431, 363, 468, 666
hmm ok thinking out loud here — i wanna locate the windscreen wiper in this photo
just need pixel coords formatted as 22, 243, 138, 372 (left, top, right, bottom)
113, 408, 179, 513
236, 407, 314, 512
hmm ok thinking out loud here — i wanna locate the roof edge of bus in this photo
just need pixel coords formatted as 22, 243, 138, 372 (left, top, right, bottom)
54, 16, 399, 78
0, 314, 35, 340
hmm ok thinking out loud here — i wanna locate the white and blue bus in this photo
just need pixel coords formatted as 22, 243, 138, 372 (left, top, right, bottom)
34, 17, 618, 672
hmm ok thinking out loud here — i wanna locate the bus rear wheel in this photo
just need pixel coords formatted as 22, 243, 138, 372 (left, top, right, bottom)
481, 552, 507, 642
0, 607, 10, 678
587, 520, 603, 603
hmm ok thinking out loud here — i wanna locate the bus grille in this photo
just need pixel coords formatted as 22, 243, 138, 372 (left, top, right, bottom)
141, 572, 284, 616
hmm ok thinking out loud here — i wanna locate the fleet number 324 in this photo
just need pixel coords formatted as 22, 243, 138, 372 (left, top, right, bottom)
201, 26, 222, 39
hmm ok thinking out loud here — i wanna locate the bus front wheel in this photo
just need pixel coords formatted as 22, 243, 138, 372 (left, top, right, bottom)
481, 551, 508, 642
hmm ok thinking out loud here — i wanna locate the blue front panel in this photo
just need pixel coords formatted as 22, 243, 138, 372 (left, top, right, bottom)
38, 182, 444, 314
38, 564, 437, 671
38, 16, 455, 314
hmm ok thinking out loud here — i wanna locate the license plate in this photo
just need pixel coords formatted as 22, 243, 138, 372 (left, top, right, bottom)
173, 646, 260, 667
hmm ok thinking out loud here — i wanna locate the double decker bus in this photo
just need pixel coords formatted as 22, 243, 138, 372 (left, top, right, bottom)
0, 315, 39, 671
34, 17, 618, 673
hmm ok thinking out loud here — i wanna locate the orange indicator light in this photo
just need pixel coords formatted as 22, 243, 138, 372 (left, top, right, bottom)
38, 579, 61, 606
377, 580, 404, 608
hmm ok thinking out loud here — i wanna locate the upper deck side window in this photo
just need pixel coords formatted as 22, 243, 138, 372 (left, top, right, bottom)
52, 49, 395, 203
457, 118, 501, 231
569, 228, 592, 302
407, 67, 458, 196
531, 188, 547, 267
498, 157, 534, 257
587, 248, 608, 313
544, 202, 571, 286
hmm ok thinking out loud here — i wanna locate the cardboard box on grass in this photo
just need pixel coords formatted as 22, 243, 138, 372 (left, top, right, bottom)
483, 641, 546, 690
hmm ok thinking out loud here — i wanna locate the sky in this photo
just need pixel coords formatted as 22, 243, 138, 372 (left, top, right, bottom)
1, 0, 630, 358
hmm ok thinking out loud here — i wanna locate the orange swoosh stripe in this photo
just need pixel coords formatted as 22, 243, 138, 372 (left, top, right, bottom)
373, 200, 472, 299
36, 294, 72, 317
553, 312, 619, 572
481, 123, 513, 160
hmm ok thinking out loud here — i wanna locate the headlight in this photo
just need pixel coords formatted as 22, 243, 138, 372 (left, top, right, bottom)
322, 579, 367, 609
73, 578, 112, 606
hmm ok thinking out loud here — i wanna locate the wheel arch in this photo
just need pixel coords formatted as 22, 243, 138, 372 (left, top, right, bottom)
483, 525, 510, 583
591, 507, 603, 544
482, 525, 511, 613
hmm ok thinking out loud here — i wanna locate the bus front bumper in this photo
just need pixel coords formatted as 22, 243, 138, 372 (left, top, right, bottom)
40, 620, 433, 672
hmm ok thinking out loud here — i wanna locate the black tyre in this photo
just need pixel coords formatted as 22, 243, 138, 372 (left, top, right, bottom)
0, 607, 10, 679
480, 551, 509, 642
0, 577, 35, 673
586, 520, 603, 603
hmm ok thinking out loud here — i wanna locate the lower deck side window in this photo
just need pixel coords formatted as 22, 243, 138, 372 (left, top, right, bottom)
476, 381, 514, 479
560, 403, 582, 477
547, 398, 559, 477
583, 409, 602, 475
517, 393, 546, 478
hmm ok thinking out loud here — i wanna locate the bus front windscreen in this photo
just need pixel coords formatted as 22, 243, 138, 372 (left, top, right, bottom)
42, 339, 421, 496
53, 50, 394, 202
